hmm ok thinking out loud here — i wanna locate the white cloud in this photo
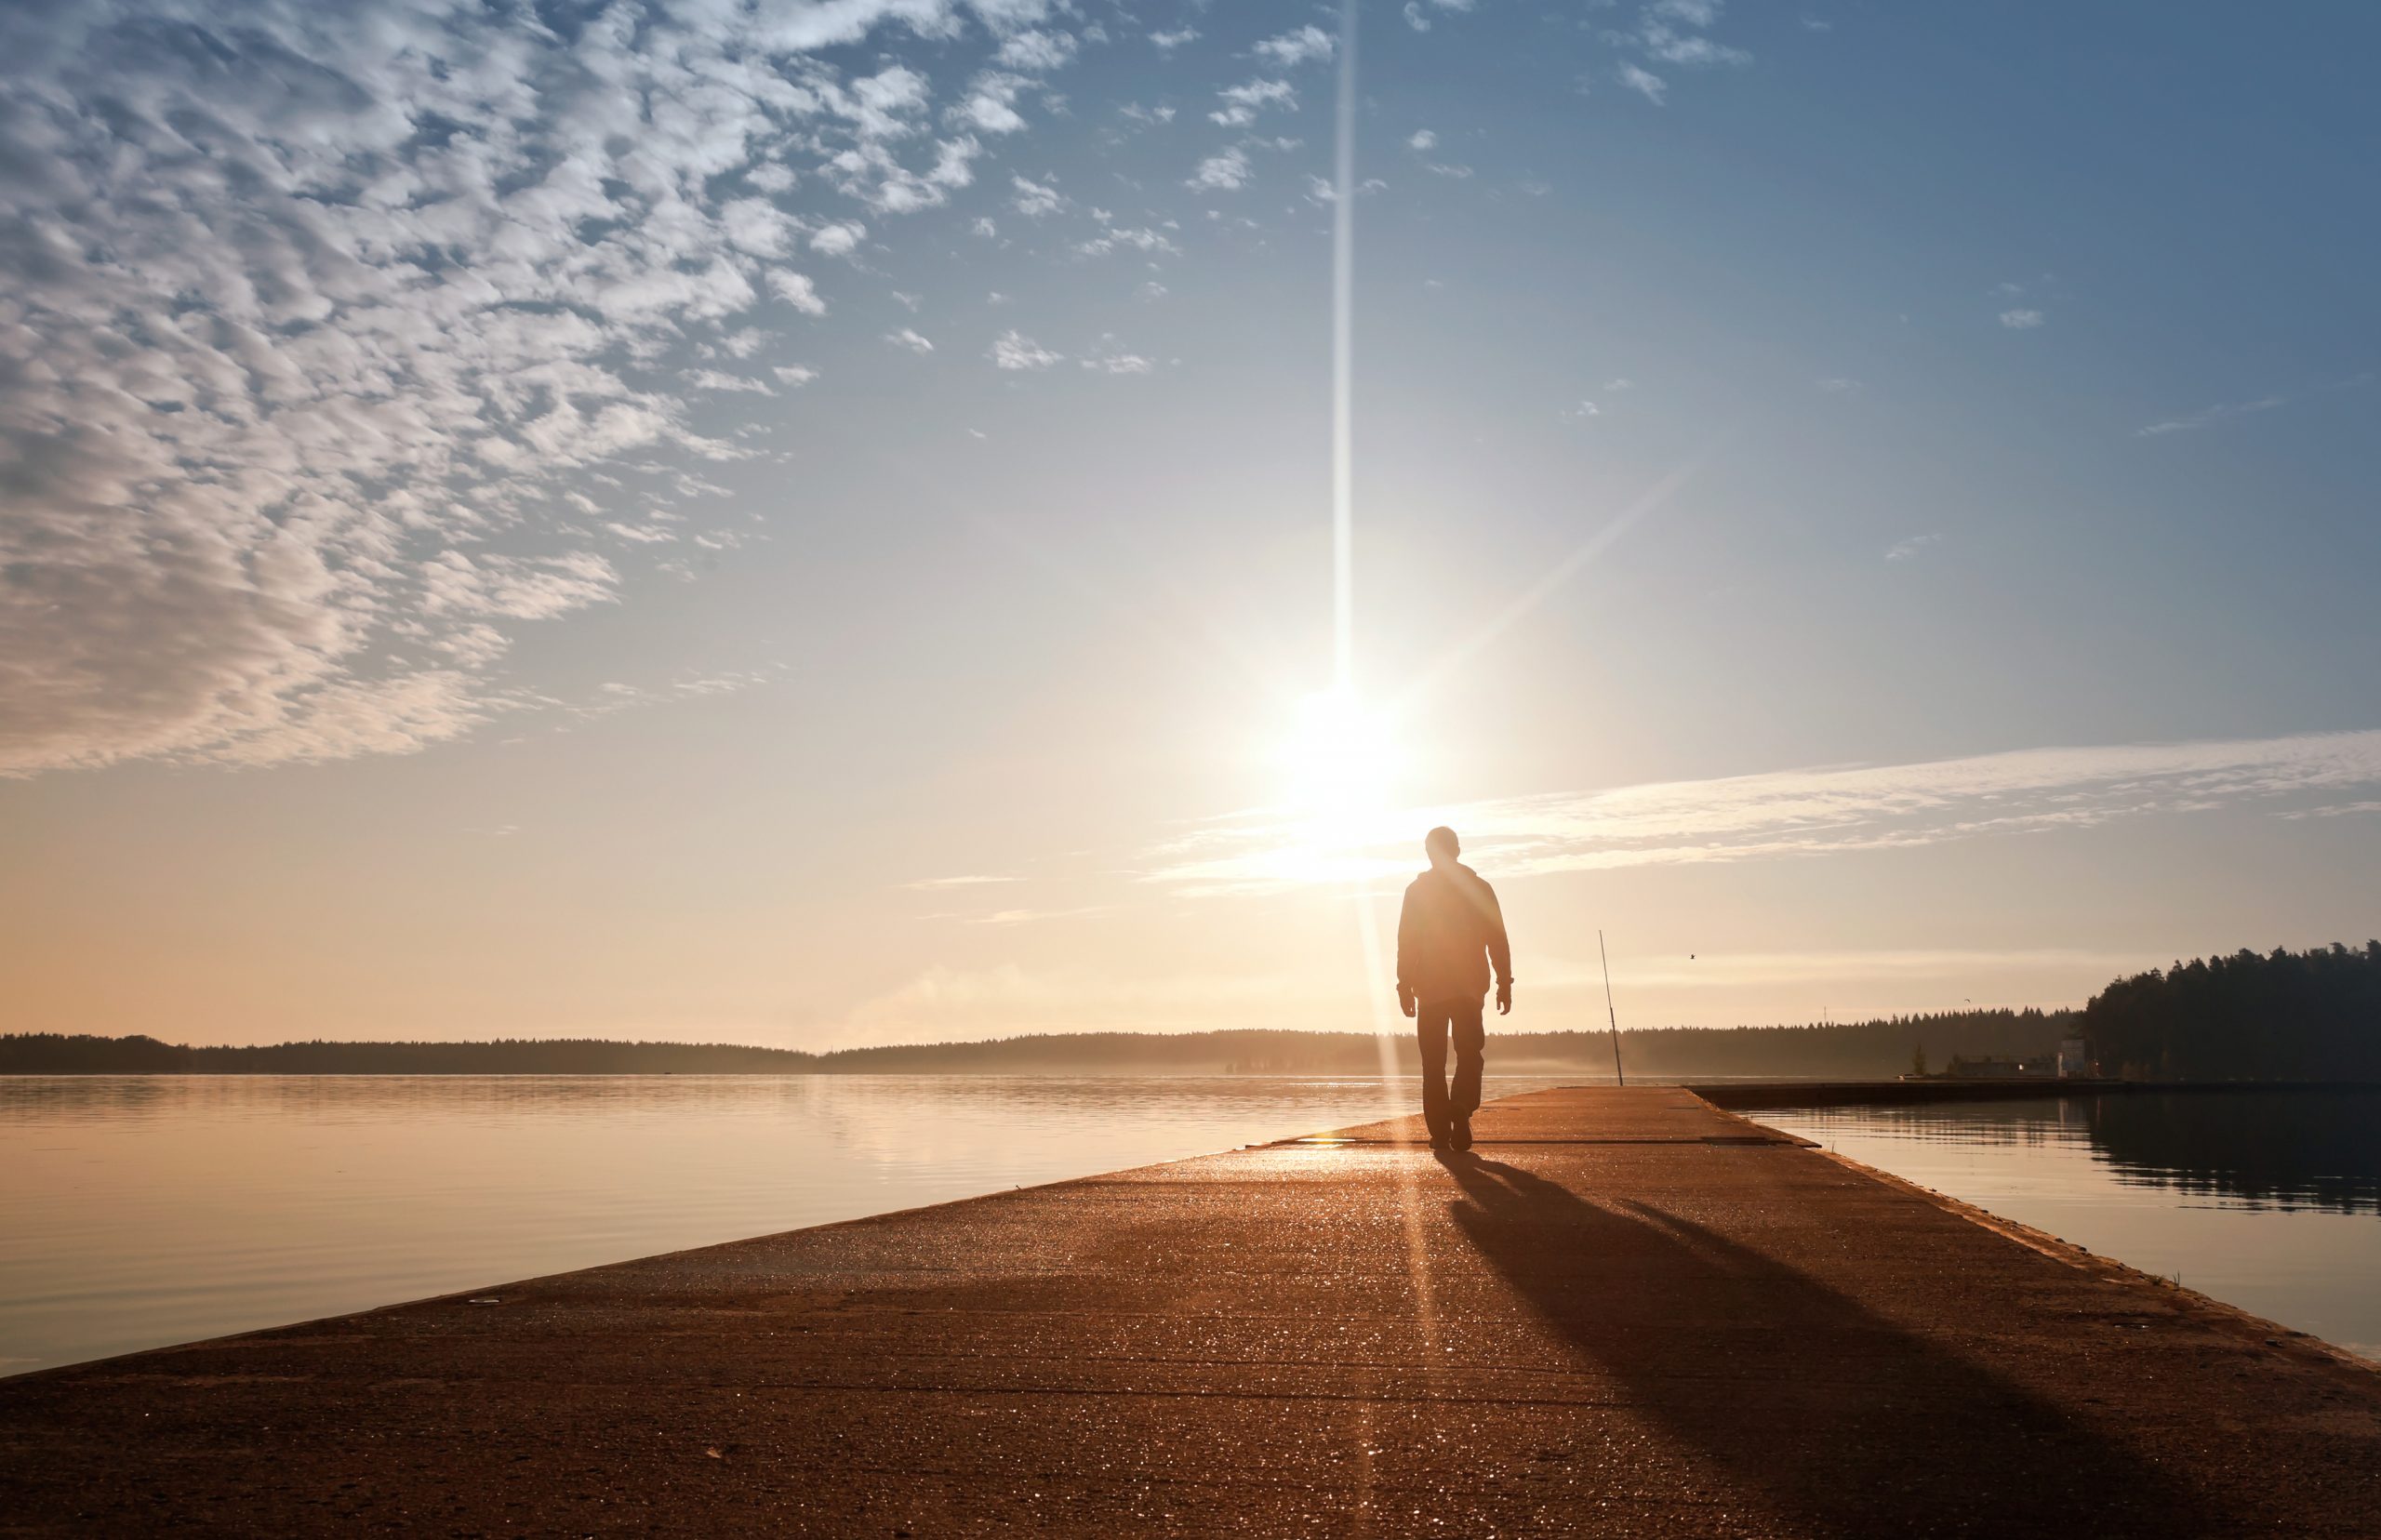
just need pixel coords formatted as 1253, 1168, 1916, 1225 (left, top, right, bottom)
2136, 395, 2288, 437
1150, 26, 1199, 50
1999, 308, 2046, 329
719, 199, 801, 259
1189, 147, 1254, 191
1614, 1, 1752, 78
995, 29, 1077, 72
1081, 352, 1154, 375
966, 907, 1108, 926
810, 221, 868, 257
1886, 533, 1944, 562
1814, 376, 1862, 393
954, 72, 1031, 134
1409, 129, 1439, 151
421, 551, 620, 622
204, 671, 494, 770
1643, 32, 1752, 65
1075, 224, 1179, 259
771, 365, 821, 387
436, 624, 517, 666
1403, 0, 1477, 32
1563, 400, 1603, 420
1253, 25, 1335, 69
885, 327, 937, 353
1010, 174, 1066, 217
1142, 729, 2381, 893
683, 369, 778, 395
1652, 0, 1723, 24
1618, 63, 1669, 104
989, 330, 1064, 369
766, 270, 831, 315
1210, 78, 1297, 126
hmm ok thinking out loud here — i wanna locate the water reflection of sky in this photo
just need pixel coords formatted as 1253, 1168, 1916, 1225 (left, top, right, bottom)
1751, 1093, 2381, 1362
0, 1074, 1563, 1376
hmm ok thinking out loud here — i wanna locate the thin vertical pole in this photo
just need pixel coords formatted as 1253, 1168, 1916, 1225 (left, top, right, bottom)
1599, 928, 1626, 1087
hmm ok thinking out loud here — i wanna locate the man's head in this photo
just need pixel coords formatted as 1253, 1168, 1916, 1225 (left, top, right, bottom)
1424, 826, 1460, 868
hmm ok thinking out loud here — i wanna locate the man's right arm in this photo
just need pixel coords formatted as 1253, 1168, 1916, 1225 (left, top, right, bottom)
1394, 886, 1418, 1016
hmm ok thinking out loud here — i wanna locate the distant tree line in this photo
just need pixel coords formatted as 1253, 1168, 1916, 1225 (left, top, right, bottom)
9, 946, 2373, 1080
1617, 1010, 2071, 1079
2082, 942, 2381, 1081
1, 1012, 2070, 1080
0, 1035, 821, 1075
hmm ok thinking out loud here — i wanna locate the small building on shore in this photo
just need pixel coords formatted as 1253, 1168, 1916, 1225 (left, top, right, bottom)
1941, 1054, 2059, 1080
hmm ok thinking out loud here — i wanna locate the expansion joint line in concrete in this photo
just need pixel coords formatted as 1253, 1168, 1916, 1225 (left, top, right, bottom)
1267, 1135, 1813, 1148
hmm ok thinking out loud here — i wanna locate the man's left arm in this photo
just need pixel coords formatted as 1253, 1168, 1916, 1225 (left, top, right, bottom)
1484, 883, 1513, 1015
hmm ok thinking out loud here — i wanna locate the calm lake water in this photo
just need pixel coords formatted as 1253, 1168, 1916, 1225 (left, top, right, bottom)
1749, 1092, 2381, 1361
0, 1074, 1562, 1375
8, 1080, 2377, 1378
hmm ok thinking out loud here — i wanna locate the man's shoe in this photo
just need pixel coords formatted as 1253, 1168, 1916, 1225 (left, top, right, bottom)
1450, 1114, 1473, 1152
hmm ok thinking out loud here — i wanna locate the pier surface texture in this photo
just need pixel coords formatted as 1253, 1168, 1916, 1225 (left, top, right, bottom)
3, 1087, 2377, 1536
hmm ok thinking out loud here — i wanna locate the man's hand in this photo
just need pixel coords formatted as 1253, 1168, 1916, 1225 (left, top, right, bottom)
1399, 986, 1417, 1018
1496, 979, 1513, 1016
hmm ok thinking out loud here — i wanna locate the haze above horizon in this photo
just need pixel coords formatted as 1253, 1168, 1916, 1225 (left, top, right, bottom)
3, 1, 2376, 1049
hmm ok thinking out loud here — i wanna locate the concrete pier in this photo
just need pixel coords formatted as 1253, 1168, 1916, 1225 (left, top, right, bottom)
2, 1087, 2376, 1535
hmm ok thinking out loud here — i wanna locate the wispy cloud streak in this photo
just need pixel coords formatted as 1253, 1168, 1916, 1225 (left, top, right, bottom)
1144, 729, 2381, 892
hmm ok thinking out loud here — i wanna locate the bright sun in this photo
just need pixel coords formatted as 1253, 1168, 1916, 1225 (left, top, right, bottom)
1279, 687, 1402, 847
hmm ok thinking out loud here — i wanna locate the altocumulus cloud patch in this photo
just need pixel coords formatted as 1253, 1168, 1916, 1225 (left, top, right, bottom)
0, 0, 1080, 775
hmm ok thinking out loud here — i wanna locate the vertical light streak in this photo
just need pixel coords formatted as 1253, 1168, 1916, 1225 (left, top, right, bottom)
1354, 878, 1440, 1358
1331, 0, 1359, 693
1329, 0, 1436, 1362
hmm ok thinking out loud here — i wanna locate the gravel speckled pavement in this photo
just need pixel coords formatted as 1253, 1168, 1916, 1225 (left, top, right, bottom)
2, 1087, 2377, 1536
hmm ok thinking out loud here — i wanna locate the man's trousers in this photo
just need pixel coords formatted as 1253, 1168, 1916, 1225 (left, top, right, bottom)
1416, 995, 1485, 1137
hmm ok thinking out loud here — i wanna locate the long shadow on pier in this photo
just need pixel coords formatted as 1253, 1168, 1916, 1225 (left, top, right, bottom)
1441, 1154, 2226, 1537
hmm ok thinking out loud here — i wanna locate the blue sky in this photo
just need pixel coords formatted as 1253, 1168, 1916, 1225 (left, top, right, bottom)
2, 0, 2375, 1045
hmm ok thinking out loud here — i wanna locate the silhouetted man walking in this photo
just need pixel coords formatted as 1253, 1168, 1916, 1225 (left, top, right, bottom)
1396, 826, 1512, 1151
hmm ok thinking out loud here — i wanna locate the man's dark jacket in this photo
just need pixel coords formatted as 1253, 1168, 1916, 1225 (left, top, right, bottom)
1396, 862, 1513, 1002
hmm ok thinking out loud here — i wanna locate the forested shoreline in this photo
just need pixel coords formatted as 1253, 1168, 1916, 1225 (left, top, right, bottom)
7, 944, 2374, 1079
2085, 942, 2381, 1080
0, 1010, 2070, 1079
